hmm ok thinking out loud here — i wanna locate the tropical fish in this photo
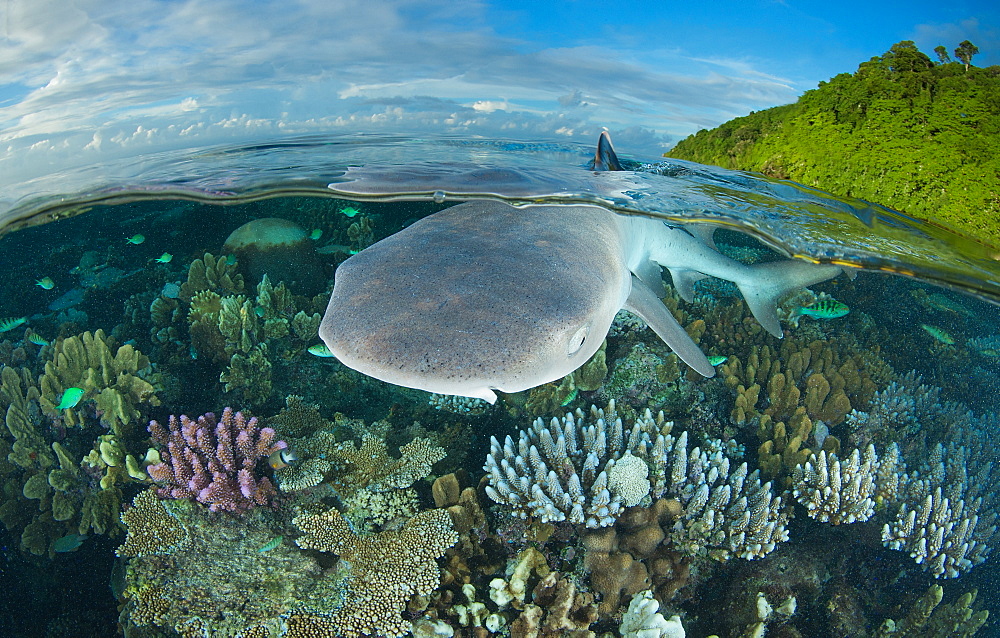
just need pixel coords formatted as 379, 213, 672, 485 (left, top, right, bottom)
307, 343, 335, 357
340, 206, 360, 218
35, 277, 54, 290
309, 229, 323, 240
922, 324, 955, 345
708, 355, 729, 366
52, 533, 87, 553
794, 300, 849, 320
153, 253, 173, 263
319, 134, 843, 403
126, 234, 145, 244
27, 333, 50, 346
268, 447, 298, 470
0, 317, 27, 333
56, 387, 85, 409
257, 537, 283, 553
254, 307, 266, 318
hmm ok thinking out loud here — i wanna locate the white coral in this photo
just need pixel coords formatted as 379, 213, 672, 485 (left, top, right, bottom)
620, 590, 685, 638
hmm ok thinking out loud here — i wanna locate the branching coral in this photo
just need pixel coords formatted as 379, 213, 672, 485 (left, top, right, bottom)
146, 407, 285, 513
791, 444, 898, 525
484, 401, 653, 528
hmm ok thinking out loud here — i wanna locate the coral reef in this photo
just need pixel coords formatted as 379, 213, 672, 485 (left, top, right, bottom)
293, 507, 458, 637
484, 401, 653, 528
38, 329, 160, 435
146, 407, 286, 513
791, 444, 896, 525
620, 590, 685, 638
876, 584, 988, 637
117, 489, 188, 557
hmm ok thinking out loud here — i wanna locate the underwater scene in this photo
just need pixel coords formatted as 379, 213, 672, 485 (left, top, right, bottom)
0, 137, 999, 638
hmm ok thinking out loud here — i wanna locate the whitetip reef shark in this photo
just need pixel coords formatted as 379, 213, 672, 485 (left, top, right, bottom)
319, 134, 842, 403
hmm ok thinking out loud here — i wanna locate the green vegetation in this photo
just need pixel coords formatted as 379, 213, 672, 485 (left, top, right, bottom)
666, 41, 1000, 246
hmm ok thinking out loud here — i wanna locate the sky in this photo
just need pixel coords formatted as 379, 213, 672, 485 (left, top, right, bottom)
0, 0, 996, 196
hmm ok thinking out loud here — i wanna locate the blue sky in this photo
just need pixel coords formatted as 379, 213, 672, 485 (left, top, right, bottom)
0, 0, 996, 197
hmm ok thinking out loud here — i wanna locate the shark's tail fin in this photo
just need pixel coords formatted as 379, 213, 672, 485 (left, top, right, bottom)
590, 131, 623, 171
736, 262, 843, 338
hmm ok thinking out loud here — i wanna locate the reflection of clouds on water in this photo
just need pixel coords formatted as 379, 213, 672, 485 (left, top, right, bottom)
0, 0, 799, 178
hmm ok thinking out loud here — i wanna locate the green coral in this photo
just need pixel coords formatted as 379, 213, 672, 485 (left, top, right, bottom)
37, 329, 160, 436
877, 584, 988, 637
221, 343, 273, 406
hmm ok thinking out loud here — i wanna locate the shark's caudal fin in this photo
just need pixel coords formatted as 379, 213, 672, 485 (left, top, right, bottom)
590, 131, 623, 171
736, 261, 843, 338
624, 275, 716, 378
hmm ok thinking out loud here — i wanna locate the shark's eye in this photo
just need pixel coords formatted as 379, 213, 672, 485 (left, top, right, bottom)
567, 325, 589, 357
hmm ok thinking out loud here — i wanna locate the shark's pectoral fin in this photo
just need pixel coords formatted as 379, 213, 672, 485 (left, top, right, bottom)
624, 275, 716, 378
667, 268, 708, 302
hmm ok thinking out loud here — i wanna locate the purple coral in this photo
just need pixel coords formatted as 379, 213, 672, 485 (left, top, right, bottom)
146, 407, 286, 514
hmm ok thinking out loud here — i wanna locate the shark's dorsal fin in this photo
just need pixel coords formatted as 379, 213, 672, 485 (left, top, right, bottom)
590, 131, 623, 171
624, 275, 715, 377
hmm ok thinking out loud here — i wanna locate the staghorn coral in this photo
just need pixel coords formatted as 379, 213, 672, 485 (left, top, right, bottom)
293, 507, 458, 638
791, 444, 900, 525
484, 401, 654, 528
37, 329, 160, 435
146, 407, 285, 513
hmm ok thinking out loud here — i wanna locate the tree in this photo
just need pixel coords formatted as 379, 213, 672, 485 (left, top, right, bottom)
934, 46, 952, 64
955, 40, 980, 72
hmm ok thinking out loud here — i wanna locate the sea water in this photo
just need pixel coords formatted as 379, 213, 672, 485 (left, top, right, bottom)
0, 135, 996, 637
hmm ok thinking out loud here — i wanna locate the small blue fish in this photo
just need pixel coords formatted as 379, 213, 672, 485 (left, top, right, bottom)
56, 387, 85, 409
309, 229, 323, 240
126, 234, 145, 245
708, 355, 728, 366
795, 300, 849, 320
35, 277, 55, 290
340, 206, 360, 218
307, 343, 335, 357
0, 317, 27, 333
153, 253, 173, 264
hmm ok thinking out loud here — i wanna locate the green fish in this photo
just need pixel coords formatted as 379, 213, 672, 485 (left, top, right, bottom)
921, 324, 955, 345
0, 317, 27, 333
254, 307, 266, 318
309, 229, 323, 240
340, 206, 360, 218
708, 356, 729, 366
307, 343, 335, 358
560, 388, 579, 407
795, 300, 849, 320
35, 277, 55, 290
154, 253, 173, 263
52, 533, 87, 553
257, 537, 283, 553
27, 334, 50, 346
56, 387, 85, 409
126, 234, 145, 245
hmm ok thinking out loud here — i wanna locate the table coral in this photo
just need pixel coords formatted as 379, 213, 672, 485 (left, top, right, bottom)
146, 407, 285, 513
293, 507, 458, 637
117, 489, 188, 557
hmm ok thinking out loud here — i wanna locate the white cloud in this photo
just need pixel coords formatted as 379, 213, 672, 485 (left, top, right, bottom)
0, 0, 802, 209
